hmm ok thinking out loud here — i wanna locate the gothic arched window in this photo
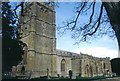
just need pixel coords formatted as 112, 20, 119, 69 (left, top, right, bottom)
103, 63, 106, 69
85, 64, 89, 77
61, 59, 66, 72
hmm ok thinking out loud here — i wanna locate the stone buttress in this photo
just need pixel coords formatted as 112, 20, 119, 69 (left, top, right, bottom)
18, 2, 57, 78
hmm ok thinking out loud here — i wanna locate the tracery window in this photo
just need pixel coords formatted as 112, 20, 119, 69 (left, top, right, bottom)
61, 59, 66, 72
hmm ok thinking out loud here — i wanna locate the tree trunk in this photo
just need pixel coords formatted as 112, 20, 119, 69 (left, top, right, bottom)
102, 2, 120, 58
114, 25, 120, 58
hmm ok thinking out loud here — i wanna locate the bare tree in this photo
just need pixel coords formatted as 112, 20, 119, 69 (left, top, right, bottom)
11, 1, 120, 57
58, 1, 120, 57
103, 1, 120, 57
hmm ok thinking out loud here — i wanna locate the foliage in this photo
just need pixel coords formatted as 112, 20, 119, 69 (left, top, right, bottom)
2, 2, 23, 73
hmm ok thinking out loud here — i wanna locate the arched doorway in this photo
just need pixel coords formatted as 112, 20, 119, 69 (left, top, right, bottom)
21, 66, 25, 75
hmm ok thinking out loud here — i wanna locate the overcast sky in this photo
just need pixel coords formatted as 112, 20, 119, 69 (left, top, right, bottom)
56, 2, 118, 60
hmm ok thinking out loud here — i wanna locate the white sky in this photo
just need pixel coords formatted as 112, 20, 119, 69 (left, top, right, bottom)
56, 2, 119, 60
56, 32, 118, 60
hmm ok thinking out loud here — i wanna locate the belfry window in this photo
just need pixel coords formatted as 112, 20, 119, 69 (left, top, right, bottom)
61, 59, 66, 72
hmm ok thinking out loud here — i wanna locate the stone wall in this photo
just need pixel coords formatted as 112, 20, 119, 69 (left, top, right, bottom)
19, 2, 57, 77
56, 49, 72, 77
56, 50, 112, 78
17, 2, 112, 78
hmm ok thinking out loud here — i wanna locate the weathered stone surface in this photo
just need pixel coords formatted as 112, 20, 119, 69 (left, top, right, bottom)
56, 49, 111, 78
18, 2, 57, 78
13, 2, 112, 79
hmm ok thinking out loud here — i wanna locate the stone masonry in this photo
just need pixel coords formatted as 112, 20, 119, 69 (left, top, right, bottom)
12, 2, 112, 78
18, 2, 57, 78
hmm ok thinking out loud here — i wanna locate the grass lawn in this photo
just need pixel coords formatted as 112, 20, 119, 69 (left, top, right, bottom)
2, 76, 118, 81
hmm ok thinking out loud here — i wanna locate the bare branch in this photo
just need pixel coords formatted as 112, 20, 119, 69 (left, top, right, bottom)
89, 2, 95, 24
13, 2, 24, 19
57, 2, 115, 43
72, 2, 87, 30
82, 2, 96, 30
85, 3, 103, 36
84, 2, 93, 12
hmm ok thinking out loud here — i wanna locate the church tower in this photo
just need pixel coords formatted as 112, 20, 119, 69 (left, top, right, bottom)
18, 2, 57, 78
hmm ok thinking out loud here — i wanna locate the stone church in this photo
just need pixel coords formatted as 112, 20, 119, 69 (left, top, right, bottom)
12, 2, 112, 78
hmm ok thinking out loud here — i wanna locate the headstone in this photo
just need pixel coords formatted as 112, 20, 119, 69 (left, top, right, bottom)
47, 68, 50, 79
11, 66, 16, 77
